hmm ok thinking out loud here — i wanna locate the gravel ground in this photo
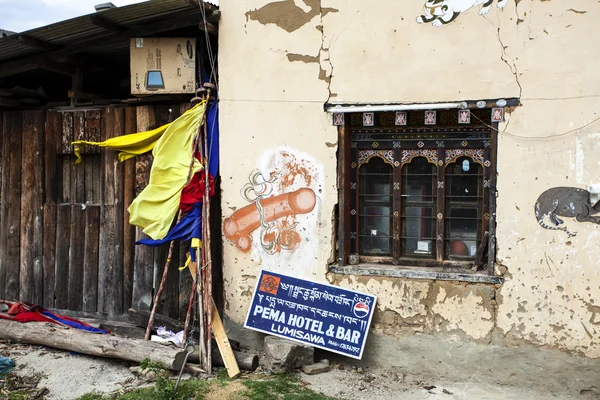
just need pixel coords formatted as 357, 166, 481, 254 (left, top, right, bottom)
2, 342, 138, 399
301, 365, 597, 400
2, 339, 599, 399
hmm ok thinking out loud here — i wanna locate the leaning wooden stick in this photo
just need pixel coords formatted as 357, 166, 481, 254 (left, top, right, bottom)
182, 260, 199, 346
145, 210, 183, 341
188, 257, 240, 378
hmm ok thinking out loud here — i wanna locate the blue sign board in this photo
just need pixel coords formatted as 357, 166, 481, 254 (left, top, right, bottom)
244, 269, 376, 359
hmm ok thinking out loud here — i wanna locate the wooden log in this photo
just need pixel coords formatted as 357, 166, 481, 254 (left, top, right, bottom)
6, 111, 22, 300
82, 205, 100, 312
54, 205, 71, 309
32, 110, 45, 305
122, 107, 137, 311
20, 111, 35, 302
68, 206, 85, 310
189, 348, 259, 371
0, 319, 188, 370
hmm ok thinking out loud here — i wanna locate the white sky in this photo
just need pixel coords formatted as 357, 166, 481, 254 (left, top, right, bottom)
0, 0, 148, 32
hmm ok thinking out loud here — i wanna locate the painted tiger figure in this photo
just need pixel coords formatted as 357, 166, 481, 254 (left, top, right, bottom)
534, 187, 600, 238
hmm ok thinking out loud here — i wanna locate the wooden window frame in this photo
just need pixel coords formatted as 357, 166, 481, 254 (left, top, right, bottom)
336, 110, 498, 276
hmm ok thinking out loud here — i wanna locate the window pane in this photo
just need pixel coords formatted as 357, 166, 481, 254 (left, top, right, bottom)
359, 157, 392, 256
401, 207, 435, 257
445, 155, 483, 260
445, 207, 479, 257
401, 157, 436, 259
446, 157, 483, 202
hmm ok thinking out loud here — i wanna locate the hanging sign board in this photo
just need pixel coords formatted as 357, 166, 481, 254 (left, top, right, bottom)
244, 270, 376, 359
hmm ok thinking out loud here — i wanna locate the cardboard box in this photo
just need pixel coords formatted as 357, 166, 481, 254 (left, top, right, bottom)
130, 37, 196, 95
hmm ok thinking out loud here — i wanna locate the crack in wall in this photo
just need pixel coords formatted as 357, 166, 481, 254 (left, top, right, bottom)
318, 0, 334, 103
496, 25, 523, 99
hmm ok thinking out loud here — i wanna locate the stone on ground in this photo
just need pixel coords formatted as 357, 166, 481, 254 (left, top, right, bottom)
263, 336, 314, 373
302, 360, 331, 375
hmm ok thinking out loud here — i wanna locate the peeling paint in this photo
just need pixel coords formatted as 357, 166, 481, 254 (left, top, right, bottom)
245, 0, 338, 33
286, 53, 319, 63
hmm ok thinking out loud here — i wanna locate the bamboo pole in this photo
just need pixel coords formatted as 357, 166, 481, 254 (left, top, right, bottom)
145, 210, 183, 341
202, 105, 213, 372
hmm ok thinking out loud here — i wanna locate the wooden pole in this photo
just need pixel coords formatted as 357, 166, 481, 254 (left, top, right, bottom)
144, 210, 183, 340
202, 108, 213, 373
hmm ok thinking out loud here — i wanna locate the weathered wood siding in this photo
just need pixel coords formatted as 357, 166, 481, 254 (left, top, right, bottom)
0, 105, 193, 318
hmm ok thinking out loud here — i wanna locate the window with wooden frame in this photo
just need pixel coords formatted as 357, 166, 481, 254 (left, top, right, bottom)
336, 108, 498, 275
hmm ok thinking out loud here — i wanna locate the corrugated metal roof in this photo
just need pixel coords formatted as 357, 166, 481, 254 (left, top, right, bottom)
0, 0, 214, 64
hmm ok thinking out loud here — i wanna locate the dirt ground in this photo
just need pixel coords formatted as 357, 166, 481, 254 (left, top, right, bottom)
2, 333, 600, 399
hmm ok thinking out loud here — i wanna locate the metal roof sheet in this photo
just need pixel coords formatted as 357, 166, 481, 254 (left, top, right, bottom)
0, 0, 212, 63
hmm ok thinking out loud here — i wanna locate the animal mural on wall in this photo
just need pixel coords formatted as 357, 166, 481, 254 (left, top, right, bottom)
534, 185, 600, 237
223, 150, 323, 254
416, 0, 507, 26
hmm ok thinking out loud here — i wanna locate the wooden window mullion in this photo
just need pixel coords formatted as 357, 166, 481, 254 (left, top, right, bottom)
436, 147, 445, 263
337, 123, 350, 266
350, 140, 359, 256
487, 123, 499, 275
393, 148, 402, 263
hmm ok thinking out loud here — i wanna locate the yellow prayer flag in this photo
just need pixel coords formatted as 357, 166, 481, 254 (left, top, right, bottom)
71, 104, 201, 164
127, 102, 206, 240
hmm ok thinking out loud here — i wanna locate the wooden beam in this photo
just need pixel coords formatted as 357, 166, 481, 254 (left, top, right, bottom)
68, 90, 109, 100
89, 14, 127, 33
0, 98, 20, 107
17, 35, 61, 52
39, 60, 77, 76
197, 21, 218, 35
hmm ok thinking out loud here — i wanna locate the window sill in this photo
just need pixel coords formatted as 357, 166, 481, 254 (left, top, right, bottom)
329, 263, 503, 285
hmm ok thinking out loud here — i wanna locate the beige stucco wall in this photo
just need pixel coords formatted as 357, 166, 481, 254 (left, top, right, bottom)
218, 0, 600, 357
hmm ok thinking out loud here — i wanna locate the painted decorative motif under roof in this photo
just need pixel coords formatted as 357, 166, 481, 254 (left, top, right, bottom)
416, 0, 507, 26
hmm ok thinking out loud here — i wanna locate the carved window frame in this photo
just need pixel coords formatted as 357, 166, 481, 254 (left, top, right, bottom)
335, 109, 498, 277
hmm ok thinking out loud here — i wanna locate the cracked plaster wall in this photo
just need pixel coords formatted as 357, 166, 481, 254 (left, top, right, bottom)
218, 0, 600, 358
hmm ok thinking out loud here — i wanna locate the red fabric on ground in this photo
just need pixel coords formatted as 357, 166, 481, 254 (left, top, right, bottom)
0, 309, 56, 324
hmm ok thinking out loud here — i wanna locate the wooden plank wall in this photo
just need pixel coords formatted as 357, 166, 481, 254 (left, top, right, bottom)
0, 105, 194, 318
